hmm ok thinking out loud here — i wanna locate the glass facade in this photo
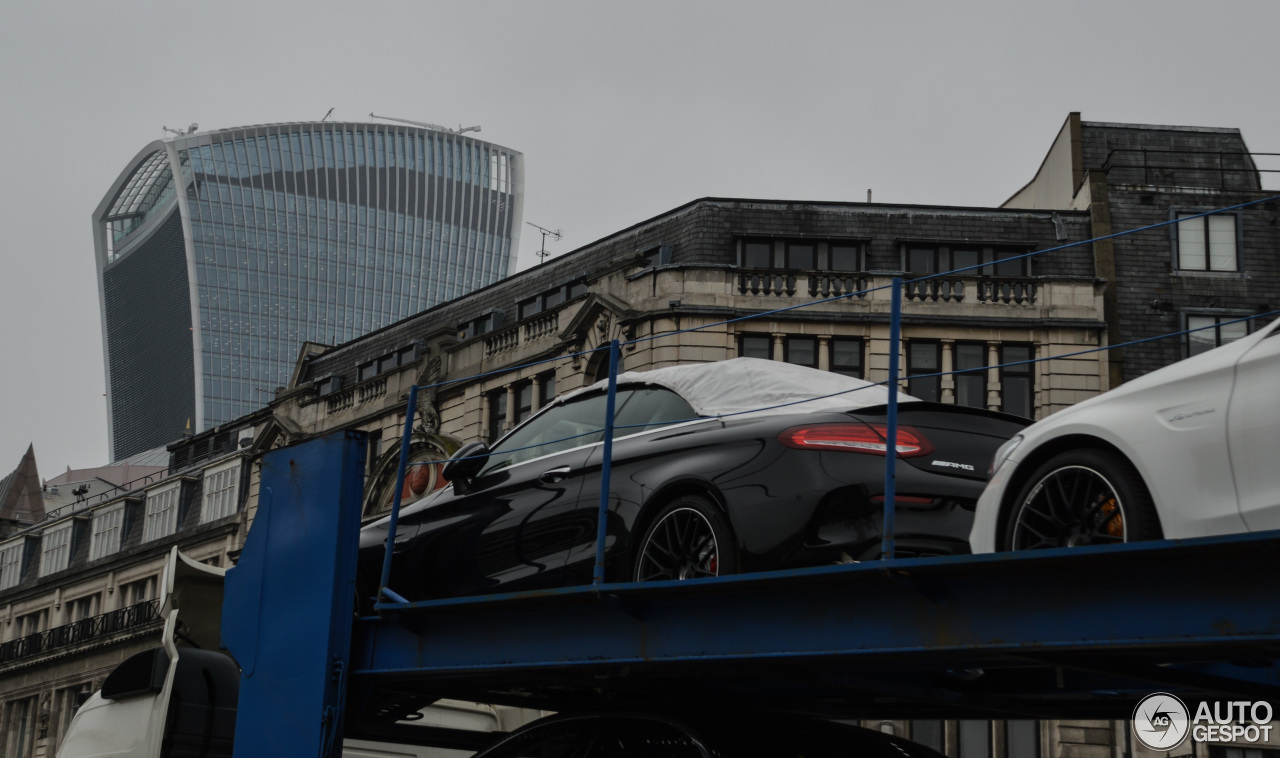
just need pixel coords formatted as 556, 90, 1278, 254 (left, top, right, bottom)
96, 122, 523, 458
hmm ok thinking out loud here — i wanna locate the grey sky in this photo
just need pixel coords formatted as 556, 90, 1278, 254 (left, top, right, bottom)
2, 0, 1278, 475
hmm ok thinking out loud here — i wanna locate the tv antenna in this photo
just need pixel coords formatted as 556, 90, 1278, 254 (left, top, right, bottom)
526, 222, 563, 264
321, 107, 334, 122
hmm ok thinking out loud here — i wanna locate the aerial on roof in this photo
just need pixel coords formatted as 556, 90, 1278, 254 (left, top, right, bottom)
575, 357, 917, 418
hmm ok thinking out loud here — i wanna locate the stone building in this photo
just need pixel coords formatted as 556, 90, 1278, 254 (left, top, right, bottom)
0, 421, 257, 758
1005, 113, 1279, 386
266, 196, 1108, 525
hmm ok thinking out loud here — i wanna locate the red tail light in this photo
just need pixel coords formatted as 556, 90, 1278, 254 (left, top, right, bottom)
777, 423, 934, 457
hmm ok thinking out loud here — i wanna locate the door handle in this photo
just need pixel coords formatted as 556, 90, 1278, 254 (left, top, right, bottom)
539, 466, 572, 484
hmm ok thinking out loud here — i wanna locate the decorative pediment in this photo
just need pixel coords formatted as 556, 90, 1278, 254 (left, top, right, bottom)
558, 293, 638, 352
249, 413, 306, 454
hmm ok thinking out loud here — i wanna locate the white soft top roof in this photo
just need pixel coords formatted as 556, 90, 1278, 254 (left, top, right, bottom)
575, 357, 917, 418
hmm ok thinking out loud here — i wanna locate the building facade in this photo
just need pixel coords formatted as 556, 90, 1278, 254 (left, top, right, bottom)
93, 121, 525, 461
0, 420, 257, 758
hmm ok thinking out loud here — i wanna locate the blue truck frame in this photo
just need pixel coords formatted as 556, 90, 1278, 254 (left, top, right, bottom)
219, 429, 1280, 757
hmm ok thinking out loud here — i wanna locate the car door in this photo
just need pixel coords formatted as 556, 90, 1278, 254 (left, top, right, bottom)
566, 387, 706, 580
421, 392, 620, 595
1229, 320, 1280, 530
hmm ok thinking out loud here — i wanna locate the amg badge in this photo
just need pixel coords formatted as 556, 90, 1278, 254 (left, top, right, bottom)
931, 460, 975, 471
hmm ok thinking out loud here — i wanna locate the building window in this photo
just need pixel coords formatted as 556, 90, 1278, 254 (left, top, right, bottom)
906, 246, 940, 274
954, 342, 988, 409
739, 334, 772, 360
907, 342, 942, 402
912, 721, 944, 753
39, 522, 73, 577
0, 541, 22, 590
1177, 212, 1237, 272
830, 338, 864, 378
1186, 313, 1250, 356
784, 336, 818, 368
1000, 344, 1034, 418
68, 593, 100, 622
542, 287, 565, 309
202, 460, 241, 523
905, 245, 1030, 276
959, 721, 991, 758
1005, 721, 1040, 758
89, 504, 126, 561
143, 482, 181, 543
993, 249, 1029, 276
785, 242, 816, 270
488, 389, 508, 442
518, 296, 540, 320
951, 247, 982, 273
367, 428, 383, 476
537, 372, 556, 409
5, 696, 35, 758
14, 609, 47, 638
120, 576, 157, 607
567, 280, 588, 299
742, 239, 773, 268
514, 382, 534, 425
829, 243, 860, 272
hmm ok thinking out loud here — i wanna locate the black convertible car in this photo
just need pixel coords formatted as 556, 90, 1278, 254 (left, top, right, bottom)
360, 358, 1027, 599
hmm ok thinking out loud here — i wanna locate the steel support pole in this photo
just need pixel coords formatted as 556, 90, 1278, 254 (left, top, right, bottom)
881, 278, 902, 560
378, 385, 418, 602
593, 341, 621, 585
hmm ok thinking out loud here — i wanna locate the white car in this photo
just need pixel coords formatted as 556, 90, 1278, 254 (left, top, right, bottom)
970, 315, 1280, 552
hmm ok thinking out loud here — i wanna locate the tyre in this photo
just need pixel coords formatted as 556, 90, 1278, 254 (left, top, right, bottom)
632, 495, 738, 582
1003, 449, 1161, 551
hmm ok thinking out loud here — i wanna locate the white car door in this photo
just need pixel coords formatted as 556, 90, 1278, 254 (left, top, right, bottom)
1229, 320, 1280, 530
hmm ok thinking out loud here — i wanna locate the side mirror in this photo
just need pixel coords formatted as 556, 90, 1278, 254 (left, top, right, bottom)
441, 441, 490, 485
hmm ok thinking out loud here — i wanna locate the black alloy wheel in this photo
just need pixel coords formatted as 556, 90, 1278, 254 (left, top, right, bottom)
633, 495, 738, 582
1005, 449, 1161, 550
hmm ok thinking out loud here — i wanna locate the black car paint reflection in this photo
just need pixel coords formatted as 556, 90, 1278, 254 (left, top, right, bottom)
360, 384, 1027, 600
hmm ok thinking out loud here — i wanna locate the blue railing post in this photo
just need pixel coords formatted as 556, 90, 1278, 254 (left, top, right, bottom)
378, 384, 418, 603
882, 278, 902, 560
593, 340, 621, 586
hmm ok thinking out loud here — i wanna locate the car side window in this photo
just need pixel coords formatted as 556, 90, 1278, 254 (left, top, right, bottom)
611, 387, 700, 439
482, 392, 624, 474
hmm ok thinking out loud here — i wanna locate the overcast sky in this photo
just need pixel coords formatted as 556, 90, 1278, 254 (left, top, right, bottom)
2, 0, 1278, 477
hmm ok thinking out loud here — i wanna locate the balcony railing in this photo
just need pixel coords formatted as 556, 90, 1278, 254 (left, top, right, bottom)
0, 600, 162, 665
483, 310, 561, 359
737, 269, 1038, 306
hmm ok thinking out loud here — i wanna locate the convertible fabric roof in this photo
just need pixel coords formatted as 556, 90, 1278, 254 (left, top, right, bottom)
579, 357, 918, 418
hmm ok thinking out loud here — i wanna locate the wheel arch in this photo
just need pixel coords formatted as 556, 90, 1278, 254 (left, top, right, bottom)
618, 478, 730, 579
995, 434, 1150, 549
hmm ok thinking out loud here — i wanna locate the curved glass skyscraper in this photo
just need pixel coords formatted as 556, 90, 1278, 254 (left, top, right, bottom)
93, 121, 524, 460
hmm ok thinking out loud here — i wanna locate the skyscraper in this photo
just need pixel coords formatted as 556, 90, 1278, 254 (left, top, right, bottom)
93, 121, 524, 460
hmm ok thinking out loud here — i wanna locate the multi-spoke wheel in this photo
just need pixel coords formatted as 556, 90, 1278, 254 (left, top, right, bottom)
1004, 449, 1161, 550
633, 495, 738, 582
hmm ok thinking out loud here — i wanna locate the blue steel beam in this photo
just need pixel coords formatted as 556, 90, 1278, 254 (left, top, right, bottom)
223, 431, 366, 758
353, 530, 1280, 717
